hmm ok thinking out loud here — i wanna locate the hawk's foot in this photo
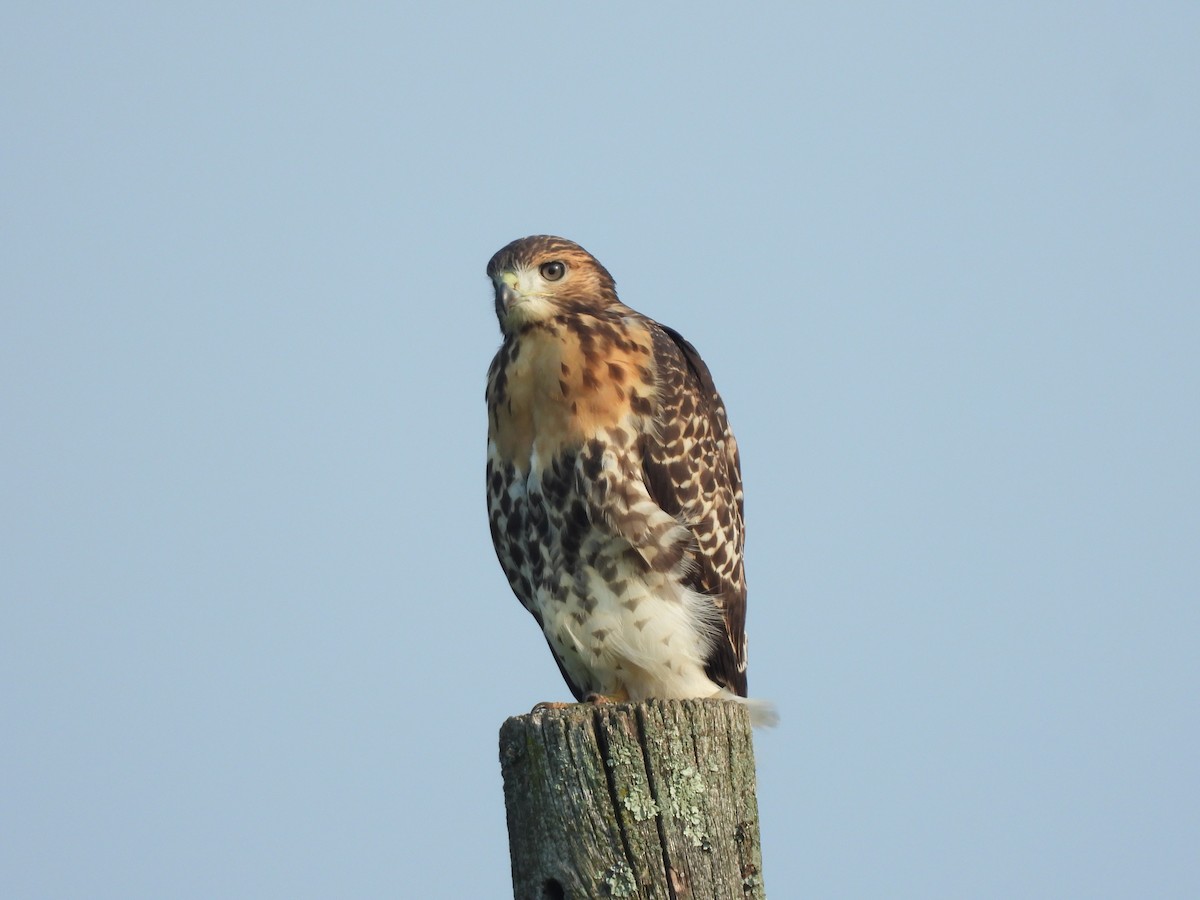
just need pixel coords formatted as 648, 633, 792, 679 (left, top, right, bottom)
530, 700, 574, 714
583, 690, 630, 705
529, 689, 630, 715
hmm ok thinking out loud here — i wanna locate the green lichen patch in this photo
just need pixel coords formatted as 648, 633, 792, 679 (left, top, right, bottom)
606, 743, 659, 823
603, 862, 638, 897
663, 764, 710, 849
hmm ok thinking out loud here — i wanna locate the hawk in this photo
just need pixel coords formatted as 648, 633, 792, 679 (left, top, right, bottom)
485, 235, 773, 724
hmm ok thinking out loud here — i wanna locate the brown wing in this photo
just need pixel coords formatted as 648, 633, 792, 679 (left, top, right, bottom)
640, 323, 748, 696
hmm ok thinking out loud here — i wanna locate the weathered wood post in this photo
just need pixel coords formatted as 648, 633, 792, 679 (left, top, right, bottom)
499, 698, 766, 899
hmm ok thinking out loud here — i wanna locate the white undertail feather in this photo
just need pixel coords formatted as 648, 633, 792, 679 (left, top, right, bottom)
605, 578, 724, 696
716, 690, 779, 728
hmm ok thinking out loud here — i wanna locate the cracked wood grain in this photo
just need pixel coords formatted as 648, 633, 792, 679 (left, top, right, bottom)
499, 699, 766, 900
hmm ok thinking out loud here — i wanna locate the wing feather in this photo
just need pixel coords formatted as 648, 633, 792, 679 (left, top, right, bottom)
642, 324, 748, 696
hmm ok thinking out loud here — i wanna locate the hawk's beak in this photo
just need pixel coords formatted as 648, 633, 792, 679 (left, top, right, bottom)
494, 278, 520, 313
494, 283, 518, 312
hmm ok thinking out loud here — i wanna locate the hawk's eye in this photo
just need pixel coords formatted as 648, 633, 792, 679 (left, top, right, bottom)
540, 261, 566, 281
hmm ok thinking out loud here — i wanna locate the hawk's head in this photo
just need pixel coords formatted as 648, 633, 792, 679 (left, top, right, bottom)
487, 235, 619, 334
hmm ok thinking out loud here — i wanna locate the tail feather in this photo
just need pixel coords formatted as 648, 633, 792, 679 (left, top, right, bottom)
717, 689, 779, 728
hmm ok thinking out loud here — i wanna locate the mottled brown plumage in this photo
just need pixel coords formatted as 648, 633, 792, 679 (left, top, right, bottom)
484, 235, 771, 723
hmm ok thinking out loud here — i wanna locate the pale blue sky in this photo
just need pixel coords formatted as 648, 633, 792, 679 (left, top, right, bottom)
3, 3, 1197, 897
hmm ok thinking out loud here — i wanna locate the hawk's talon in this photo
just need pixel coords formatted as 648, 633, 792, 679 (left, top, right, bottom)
530, 692, 628, 715
530, 701, 573, 714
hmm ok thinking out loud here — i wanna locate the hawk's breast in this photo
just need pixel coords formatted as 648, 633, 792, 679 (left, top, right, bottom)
486, 315, 722, 700
487, 316, 656, 475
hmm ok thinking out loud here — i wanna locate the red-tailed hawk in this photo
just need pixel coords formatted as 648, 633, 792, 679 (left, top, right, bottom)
485, 235, 773, 725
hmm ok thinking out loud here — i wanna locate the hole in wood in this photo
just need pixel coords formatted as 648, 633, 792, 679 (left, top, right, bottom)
541, 878, 565, 900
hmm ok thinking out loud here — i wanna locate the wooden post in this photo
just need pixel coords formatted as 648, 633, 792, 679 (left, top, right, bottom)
498, 698, 766, 899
